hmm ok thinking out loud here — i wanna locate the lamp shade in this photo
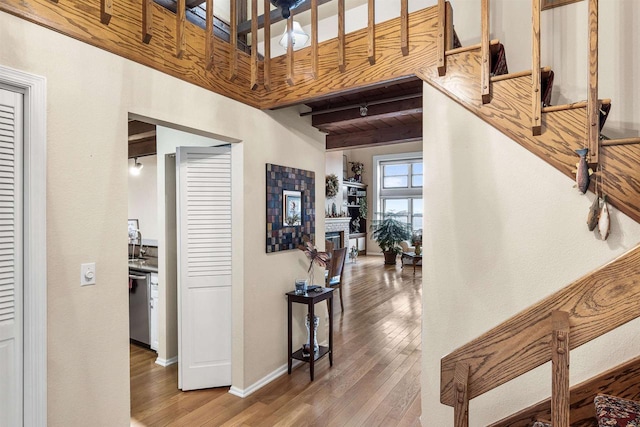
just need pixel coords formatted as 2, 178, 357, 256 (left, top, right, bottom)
270, 0, 305, 19
279, 21, 310, 51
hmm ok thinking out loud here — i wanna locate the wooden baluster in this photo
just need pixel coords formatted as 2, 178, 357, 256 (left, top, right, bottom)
263, 0, 271, 90
481, 0, 490, 103
286, 16, 294, 86
250, 0, 258, 89
454, 363, 470, 427
142, 0, 153, 44
551, 311, 570, 427
400, 0, 408, 56
445, 1, 453, 50
205, 0, 214, 69
229, 0, 238, 81
587, 0, 599, 164
367, 0, 375, 65
338, 0, 345, 72
437, 0, 446, 76
101, 0, 112, 24
176, 0, 186, 58
311, 0, 318, 78
531, 0, 542, 135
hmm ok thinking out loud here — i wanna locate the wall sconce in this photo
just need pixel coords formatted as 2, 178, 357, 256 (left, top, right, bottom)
279, 21, 310, 51
129, 157, 143, 176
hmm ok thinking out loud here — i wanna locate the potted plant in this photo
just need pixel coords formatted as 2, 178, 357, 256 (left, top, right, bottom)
370, 216, 411, 264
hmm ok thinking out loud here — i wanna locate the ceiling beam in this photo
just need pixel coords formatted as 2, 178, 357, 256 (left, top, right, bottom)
128, 138, 157, 158
237, 0, 333, 36
326, 122, 422, 150
312, 96, 422, 131
128, 120, 155, 137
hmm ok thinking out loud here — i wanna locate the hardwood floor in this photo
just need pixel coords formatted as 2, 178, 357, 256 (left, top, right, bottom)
130, 255, 422, 426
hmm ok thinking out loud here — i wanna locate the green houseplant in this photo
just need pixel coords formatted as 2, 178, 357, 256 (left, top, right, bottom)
370, 216, 411, 264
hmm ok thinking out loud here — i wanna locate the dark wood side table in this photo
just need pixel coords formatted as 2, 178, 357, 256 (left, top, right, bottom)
286, 287, 334, 381
401, 252, 422, 275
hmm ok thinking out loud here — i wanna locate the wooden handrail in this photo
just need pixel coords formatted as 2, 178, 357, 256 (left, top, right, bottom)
601, 137, 640, 147
441, 245, 640, 408
541, 98, 611, 113
490, 66, 551, 83
446, 39, 499, 56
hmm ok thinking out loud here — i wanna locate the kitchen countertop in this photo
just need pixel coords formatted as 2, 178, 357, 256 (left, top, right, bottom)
128, 257, 158, 273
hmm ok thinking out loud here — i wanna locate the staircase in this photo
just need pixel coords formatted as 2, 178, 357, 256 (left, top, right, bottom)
533, 394, 640, 427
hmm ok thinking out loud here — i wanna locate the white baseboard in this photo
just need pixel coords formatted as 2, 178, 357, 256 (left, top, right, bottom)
155, 356, 178, 367
229, 360, 303, 398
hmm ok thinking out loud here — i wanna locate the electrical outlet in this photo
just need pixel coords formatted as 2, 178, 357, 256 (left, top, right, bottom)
81, 262, 96, 286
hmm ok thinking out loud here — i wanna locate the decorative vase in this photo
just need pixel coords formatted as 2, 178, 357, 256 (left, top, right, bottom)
303, 314, 320, 357
415, 244, 421, 256
354, 173, 362, 183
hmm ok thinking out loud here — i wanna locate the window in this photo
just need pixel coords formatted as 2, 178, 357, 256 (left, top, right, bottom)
374, 154, 423, 235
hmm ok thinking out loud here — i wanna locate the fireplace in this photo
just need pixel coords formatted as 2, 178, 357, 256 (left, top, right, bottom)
326, 231, 343, 249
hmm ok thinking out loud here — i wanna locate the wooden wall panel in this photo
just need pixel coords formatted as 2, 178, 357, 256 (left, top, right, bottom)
0, 0, 261, 106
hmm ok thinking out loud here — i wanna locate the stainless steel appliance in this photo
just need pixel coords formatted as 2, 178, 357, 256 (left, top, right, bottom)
129, 269, 150, 346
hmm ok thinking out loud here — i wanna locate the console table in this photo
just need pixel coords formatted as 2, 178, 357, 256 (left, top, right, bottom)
286, 287, 334, 381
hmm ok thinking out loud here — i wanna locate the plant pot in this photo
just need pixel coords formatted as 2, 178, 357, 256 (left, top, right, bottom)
383, 251, 397, 265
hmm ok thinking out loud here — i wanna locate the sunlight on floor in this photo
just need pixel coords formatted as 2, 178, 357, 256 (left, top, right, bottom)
130, 417, 146, 427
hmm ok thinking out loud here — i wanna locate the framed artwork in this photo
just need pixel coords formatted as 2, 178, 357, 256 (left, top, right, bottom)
541, 0, 583, 10
283, 190, 302, 226
266, 164, 315, 253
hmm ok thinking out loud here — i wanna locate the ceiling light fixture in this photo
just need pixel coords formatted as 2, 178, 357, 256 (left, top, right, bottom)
270, 0, 305, 19
129, 157, 144, 176
278, 21, 310, 51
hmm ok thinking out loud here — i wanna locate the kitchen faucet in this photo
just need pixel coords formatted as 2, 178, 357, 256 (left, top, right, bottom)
129, 230, 142, 260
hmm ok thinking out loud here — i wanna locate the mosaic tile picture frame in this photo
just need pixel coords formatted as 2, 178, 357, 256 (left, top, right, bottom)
266, 164, 315, 253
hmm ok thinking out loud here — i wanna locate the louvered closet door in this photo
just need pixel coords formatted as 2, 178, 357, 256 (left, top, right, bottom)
176, 146, 232, 391
0, 87, 23, 426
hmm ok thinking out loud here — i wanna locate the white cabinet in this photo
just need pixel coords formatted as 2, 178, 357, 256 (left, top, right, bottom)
149, 273, 159, 351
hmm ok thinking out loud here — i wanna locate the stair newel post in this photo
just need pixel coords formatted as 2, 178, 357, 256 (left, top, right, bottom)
453, 363, 470, 427
587, 0, 600, 164
480, 0, 490, 104
551, 310, 570, 427
531, 0, 542, 135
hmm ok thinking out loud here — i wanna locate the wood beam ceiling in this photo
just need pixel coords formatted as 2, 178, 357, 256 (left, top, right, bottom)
326, 122, 422, 150
128, 121, 157, 158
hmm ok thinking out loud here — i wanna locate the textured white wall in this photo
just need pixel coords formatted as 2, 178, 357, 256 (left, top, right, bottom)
421, 82, 640, 426
0, 9, 325, 425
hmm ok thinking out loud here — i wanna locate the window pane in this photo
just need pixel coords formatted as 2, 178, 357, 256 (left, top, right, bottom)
412, 163, 423, 174
412, 175, 423, 187
412, 216, 423, 233
384, 176, 408, 188
384, 164, 409, 176
412, 198, 423, 215
383, 199, 409, 216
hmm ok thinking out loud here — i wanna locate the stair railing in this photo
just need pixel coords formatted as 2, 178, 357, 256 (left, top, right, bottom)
440, 245, 640, 427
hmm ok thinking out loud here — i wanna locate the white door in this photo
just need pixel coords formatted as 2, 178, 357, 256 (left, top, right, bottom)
176, 146, 232, 391
0, 87, 24, 426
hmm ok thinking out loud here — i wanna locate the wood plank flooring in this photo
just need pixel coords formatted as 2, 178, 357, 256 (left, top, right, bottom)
130, 255, 422, 426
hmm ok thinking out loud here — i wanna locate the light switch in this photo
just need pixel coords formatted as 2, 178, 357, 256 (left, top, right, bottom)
81, 262, 96, 286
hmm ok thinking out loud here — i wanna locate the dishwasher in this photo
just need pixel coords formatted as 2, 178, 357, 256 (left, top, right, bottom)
129, 269, 150, 347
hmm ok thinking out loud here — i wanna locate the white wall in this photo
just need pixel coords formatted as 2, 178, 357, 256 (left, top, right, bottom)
0, 9, 325, 425
128, 155, 158, 243
421, 82, 640, 426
